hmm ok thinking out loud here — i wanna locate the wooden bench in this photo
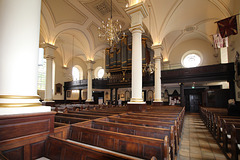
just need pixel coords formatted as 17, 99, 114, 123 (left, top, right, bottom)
69, 125, 169, 160
53, 122, 70, 139
200, 107, 228, 134
45, 135, 143, 160
74, 119, 175, 159
55, 115, 88, 124
116, 114, 181, 138
217, 116, 240, 143
98, 116, 179, 154
68, 110, 114, 116
231, 124, 240, 160
222, 120, 240, 153
56, 112, 103, 119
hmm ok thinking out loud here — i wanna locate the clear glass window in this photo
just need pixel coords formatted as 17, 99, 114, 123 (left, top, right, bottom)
182, 53, 201, 68
98, 68, 104, 78
72, 66, 80, 81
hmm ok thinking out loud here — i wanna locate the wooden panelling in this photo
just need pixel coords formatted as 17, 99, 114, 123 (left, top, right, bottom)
0, 119, 50, 141
0, 112, 55, 160
31, 141, 45, 160
2, 146, 24, 160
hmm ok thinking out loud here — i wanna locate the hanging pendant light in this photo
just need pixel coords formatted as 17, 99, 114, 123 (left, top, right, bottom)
98, 0, 122, 47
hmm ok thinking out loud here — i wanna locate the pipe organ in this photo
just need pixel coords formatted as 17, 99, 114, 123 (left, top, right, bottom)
105, 34, 153, 84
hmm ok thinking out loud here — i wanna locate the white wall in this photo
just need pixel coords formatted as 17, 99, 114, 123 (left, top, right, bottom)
169, 39, 218, 67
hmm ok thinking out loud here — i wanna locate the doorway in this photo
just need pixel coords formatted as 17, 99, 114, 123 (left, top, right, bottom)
93, 91, 104, 104
185, 89, 204, 112
189, 94, 201, 112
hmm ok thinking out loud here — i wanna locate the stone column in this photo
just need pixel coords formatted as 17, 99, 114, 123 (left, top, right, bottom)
0, 0, 51, 115
41, 43, 57, 107
86, 60, 94, 103
151, 44, 163, 106
125, 2, 148, 111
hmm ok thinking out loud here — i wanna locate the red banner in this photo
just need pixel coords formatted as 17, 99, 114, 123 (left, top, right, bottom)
217, 15, 238, 38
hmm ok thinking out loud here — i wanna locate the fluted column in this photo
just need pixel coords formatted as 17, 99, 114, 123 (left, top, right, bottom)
86, 60, 94, 103
126, 2, 148, 105
152, 44, 163, 105
42, 43, 57, 102
0, 0, 51, 115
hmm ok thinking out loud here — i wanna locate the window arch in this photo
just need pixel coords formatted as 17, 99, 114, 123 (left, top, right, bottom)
94, 67, 104, 79
72, 65, 83, 81
181, 50, 202, 68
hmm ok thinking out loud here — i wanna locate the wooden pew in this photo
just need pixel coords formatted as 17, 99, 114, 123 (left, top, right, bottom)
231, 124, 240, 160
45, 135, 143, 160
217, 117, 240, 143
126, 111, 185, 133
69, 125, 169, 160
116, 114, 181, 139
53, 122, 70, 139
222, 120, 240, 153
56, 112, 103, 119
200, 107, 228, 135
98, 116, 179, 155
68, 110, 114, 116
55, 115, 88, 124
74, 119, 175, 159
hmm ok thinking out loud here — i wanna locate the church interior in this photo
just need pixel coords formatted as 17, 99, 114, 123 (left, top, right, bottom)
0, 0, 240, 159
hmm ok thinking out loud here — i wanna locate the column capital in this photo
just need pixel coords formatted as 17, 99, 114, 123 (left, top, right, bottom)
151, 44, 164, 51
152, 44, 164, 59
41, 43, 57, 59
125, 2, 148, 33
125, 2, 148, 18
40, 43, 58, 50
86, 60, 95, 70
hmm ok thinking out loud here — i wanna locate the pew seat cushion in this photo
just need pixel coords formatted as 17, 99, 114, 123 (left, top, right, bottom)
66, 139, 144, 160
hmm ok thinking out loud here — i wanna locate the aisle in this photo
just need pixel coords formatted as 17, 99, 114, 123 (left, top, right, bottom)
177, 113, 227, 160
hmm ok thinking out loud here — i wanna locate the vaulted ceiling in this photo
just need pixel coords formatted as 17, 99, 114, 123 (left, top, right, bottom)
40, 0, 239, 66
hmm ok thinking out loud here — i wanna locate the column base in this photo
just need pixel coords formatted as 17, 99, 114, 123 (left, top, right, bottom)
152, 101, 164, 106
42, 101, 55, 107
127, 102, 147, 112
0, 106, 51, 115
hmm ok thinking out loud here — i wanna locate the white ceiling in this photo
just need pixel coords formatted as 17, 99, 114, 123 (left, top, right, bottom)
40, 0, 240, 66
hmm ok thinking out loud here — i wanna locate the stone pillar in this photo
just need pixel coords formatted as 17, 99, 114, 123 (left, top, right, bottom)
125, 2, 148, 112
180, 83, 185, 107
0, 0, 51, 115
41, 43, 57, 107
151, 44, 163, 106
86, 60, 94, 103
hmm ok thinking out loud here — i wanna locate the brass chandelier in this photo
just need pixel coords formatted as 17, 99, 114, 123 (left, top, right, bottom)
98, 0, 122, 47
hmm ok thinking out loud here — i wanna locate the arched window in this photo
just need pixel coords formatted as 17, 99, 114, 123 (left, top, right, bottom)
181, 50, 202, 68
37, 48, 46, 90
94, 67, 104, 79
72, 65, 83, 81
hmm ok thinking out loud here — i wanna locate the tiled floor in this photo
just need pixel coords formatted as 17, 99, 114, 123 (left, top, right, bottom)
177, 113, 227, 160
